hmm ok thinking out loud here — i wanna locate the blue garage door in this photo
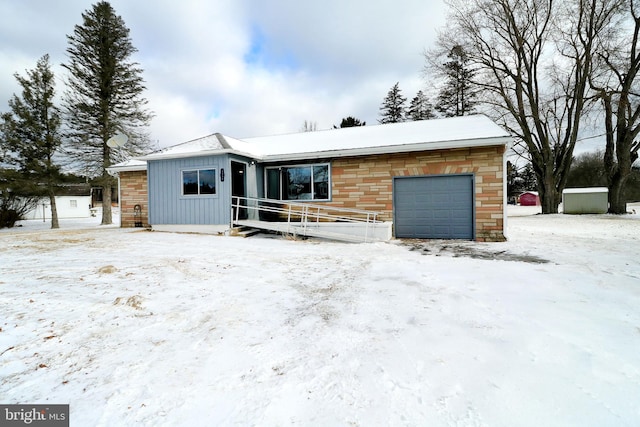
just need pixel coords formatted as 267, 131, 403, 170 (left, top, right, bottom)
393, 174, 474, 239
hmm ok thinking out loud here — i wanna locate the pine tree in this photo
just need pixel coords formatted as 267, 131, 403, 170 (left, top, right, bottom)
334, 116, 366, 128
378, 82, 407, 124
435, 45, 477, 117
520, 162, 537, 191
0, 55, 62, 228
62, 1, 153, 225
407, 90, 435, 121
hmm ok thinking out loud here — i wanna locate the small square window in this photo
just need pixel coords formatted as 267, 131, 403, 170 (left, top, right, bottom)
183, 169, 216, 196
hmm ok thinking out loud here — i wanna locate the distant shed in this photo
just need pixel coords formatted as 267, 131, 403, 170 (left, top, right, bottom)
519, 191, 540, 206
23, 184, 91, 220
562, 187, 608, 214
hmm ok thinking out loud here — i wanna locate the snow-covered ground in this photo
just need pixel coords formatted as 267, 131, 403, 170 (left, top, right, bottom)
1, 206, 639, 426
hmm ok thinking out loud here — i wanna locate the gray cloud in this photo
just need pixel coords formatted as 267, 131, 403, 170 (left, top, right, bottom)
0, 0, 446, 148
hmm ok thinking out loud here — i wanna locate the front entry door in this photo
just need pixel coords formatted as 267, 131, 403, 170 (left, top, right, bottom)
231, 161, 247, 220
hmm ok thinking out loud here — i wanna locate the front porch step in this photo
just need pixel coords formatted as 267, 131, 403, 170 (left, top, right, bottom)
229, 226, 261, 238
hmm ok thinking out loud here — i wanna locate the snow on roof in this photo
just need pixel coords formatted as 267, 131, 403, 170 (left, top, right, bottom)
138, 115, 511, 162
107, 158, 147, 173
563, 187, 609, 194
140, 134, 225, 159
138, 133, 262, 161
246, 114, 510, 160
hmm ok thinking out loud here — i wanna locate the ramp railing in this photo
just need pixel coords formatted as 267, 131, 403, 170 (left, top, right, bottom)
231, 196, 386, 242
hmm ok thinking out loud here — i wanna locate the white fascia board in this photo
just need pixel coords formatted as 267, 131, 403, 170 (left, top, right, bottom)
139, 149, 260, 162
107, 164, 147, 176
261, 136, 512, 162
110, 164, 147, 172
135, 135, 511, 164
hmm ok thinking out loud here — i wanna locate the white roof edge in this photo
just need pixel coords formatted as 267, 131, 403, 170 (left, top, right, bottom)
563, 187, 609, 194
107, 161, 147, 174
261, 136, 512, 162
138, 148, 260, 162
132, 135, 511, 163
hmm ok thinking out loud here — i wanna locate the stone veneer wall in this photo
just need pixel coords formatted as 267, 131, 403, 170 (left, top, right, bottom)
327, 146, 506, 242
119, 170, 149, 228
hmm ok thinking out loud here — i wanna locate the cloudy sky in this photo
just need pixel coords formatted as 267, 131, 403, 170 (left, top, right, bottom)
1, 0, 447, 148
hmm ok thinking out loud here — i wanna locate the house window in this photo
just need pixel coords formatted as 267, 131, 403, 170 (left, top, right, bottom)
183, 169, 216, 196
265, 164, 330, 201
70, 199, 77, 208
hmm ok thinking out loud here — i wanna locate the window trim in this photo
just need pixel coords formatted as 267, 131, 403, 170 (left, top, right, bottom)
181, 167, 218, 197
264, 162, 331, 201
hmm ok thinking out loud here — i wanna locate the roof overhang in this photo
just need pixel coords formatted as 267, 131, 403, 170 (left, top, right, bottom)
106, 160, 147, 176
260, 136, 512, 163
137, 148, 259, 162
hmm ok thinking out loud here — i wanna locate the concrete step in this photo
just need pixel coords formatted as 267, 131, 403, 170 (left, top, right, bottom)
229, 226, 261, 238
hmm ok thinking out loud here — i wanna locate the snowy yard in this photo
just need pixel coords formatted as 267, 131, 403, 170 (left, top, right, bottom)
1, 206, 640, 426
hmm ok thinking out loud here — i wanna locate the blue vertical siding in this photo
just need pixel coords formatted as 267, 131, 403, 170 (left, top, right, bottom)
148, 155, 232, 225
254, 164, 265, 198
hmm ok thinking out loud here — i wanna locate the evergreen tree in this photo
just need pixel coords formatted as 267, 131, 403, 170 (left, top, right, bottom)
407, 90, 435, 121
435, 45, 477, 117
506, 161, 524, 201
62, 1, 153, 225
334, 116, 366, 128
520, 162, 537, 191
378, 82, 406, 124
0, 55, 62, 228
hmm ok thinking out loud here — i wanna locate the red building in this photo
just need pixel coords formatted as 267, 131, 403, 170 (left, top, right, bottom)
519, 191, 540, 206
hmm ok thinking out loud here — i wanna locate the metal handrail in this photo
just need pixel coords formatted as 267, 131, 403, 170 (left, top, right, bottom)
231, 196, 384, 242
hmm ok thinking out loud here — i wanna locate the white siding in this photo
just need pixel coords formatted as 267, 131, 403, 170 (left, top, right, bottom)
23, 196, 91, 220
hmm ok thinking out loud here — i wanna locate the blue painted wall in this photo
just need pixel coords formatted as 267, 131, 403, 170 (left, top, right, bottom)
148, 155, 231, 225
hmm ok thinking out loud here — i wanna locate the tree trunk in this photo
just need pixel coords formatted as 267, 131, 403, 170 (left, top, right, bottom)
539, 168, 560, 214
48, 192, 59, 229
101, 182, 112, 225
608, 173, 628, 214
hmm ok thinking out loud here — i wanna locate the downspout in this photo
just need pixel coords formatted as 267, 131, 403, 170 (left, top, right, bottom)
503, 143, 509, 240
117, 174, 122, 228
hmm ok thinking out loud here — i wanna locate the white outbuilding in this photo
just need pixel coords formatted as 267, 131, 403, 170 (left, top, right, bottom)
562, 187, 609, 214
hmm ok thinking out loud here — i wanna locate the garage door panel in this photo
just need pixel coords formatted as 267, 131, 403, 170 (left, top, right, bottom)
432, 210, 451, 220
431, 194, 451, 204
415, 194, 432, 203
451, 209, 470, 219
394, 175, 474, 239
450, 192, 470, 202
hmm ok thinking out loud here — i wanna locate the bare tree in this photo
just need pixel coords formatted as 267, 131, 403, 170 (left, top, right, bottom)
590, 1, 640, 213
301, 120, 318, 132
443, 0, 619, 213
